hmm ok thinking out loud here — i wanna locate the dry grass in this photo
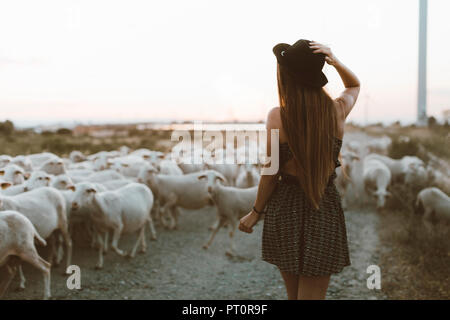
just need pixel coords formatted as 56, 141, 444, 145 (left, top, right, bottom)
0, 129, 172, 157
371, 124, 450, 299
378, 209, 450, 299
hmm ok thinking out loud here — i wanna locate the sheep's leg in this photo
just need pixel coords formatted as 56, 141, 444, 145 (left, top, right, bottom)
103, 231, 109, 254
341, 185, 348, 209
129, 226, 145, 258
225, 220, 238, 257
147, 216, 157, 240
162, 194, 178, 230
55, 233, 64, 266
18, 264, 26, 289
140, 226, 147, 253
171, 207, 181, 230
0, 261, 18, 298
158, 203, 170, 228
423, 209, 435, 234
90, 224, 97, 248
18, 249, 51, 300
152, 199, 161, 223
203, 218, 226, 250
95, 232, 104, 269
60, 224, 73, 274
110, 226, 125, 256
209, 218, 220, 231
47, 234, 56, 267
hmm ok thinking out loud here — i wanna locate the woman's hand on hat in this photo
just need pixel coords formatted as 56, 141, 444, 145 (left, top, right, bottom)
309, 41, 338, 66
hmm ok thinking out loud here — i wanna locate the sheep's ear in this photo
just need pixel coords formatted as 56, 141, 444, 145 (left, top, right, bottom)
215, 175, 226, 183
24, 172, 31, 180
1, 182, 11, 189
68, 185, 76, 191
158, 154, 165, 159
0, 170, 4, 176
87, 188, 97, 193
352, 155, 360, 161
198, 175, 206, 180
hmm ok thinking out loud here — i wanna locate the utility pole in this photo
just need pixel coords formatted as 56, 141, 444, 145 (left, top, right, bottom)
417, 0, 428, 126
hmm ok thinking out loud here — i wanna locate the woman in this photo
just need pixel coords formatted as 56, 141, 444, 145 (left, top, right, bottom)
238, 39, 360, 300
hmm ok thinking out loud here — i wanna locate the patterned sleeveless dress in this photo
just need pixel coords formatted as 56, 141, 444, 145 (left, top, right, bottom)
261, 137, 351, 276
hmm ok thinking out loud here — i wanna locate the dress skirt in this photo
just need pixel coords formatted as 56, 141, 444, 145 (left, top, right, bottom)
262, 172, 351, 276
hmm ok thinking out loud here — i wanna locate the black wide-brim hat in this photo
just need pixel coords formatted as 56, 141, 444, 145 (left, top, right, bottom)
273, 39, 328, 88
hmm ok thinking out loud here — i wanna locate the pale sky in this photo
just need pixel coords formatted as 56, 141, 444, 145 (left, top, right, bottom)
0, 0, 449, 127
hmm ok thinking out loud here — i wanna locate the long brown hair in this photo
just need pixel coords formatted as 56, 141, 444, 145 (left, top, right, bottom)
277, 63, 337, 210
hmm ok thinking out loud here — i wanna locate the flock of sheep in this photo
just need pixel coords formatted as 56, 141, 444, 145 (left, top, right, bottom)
0, 135, 448, 300
0, 145, 261, 299
336, 135, 450, 228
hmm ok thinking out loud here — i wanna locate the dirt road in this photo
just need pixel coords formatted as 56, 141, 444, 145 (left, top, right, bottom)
4, 203, 385, 300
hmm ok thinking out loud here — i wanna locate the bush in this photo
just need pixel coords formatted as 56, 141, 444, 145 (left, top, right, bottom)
427, 116, 437, 127
387, 136, 426, 161
56, 128, 72, 135
0, 120, 14, 136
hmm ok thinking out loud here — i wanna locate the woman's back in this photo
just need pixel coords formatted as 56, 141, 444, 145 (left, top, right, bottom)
269, 103, 345, 178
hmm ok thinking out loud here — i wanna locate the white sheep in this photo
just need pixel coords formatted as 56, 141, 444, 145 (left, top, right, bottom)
67, 161, 94, 171
130, 149, 163, 161
336, 150, 360, 208
100, 179, 134, 190
205, 163, 240, 186
178, 162, 205, 174
39, 158, 66, 175
70, 182, 156, 269
50, 174, 75, 191
0, 187, 72, 287
118, 145, 131, 156
0, 164, 28, 185
235, 163, 260, 188
70, 169, 124, 184
26, 152, 58, 168
138, 164, 218, 230
365, 153, 407, 183
0, 155, 12, 168
11, 155, 33, 172
405, 164, 428, 187
69, 150, 86, 163
109, 155, 149, 178
345, 140, 361, 154
365, 136, 392, 154
415, 187, 450, 232
157, 159, 183, 176
200, 170, 258, 256
0, 210, 51, 300
1, 170, 51, 196
363, 158, 392, 209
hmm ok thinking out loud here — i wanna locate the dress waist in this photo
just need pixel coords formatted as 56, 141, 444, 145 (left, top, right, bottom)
277, 171, 337, 186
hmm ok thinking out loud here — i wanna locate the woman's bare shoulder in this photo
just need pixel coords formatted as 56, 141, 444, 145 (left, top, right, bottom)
266, 107, 282, 129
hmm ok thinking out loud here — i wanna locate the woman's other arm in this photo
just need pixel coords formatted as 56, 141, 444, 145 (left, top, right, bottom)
238, 108, 279, 233
309, 41, 360, 119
